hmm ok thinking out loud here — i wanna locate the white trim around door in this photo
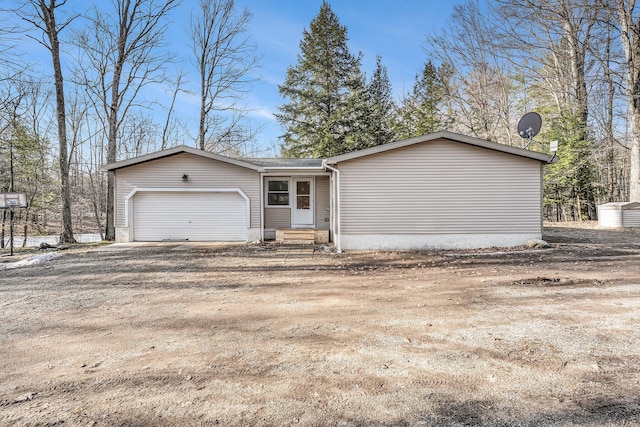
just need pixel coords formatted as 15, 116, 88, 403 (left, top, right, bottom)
291, 177, 314, 228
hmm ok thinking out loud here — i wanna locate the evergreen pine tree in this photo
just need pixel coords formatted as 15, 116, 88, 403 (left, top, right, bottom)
541, 111, 599, 221
344, 67, 373, 151
395, 60, 450, 139
276, 1, 364, 157
367, 55, 396, 147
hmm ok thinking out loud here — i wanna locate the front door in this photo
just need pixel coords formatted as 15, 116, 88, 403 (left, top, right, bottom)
291, 178, 314, 228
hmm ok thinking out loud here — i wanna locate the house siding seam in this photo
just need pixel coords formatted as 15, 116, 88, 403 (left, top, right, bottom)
337, 139, 542, 236
114, 153, 260, 229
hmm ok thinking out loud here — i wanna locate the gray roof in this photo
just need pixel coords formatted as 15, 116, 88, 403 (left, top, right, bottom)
102, 145, 326, 172
246, 158, 325, 168
102, 132, 556, 173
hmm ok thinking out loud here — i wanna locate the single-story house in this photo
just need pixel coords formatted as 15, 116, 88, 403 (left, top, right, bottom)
102, 131, 555, 251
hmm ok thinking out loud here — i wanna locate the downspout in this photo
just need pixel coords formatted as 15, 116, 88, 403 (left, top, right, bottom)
322, 161, 341, 253
259, 172, 264, 242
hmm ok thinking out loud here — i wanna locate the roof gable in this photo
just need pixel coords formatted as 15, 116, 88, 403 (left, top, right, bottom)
102, 132, 555, 173
102, 145, 264, 172
324, 131, 555, 164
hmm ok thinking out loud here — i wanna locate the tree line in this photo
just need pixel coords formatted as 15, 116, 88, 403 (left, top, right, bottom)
278, 0, 640, 222
2, 0, 640, 247
1, 0, 259, 246
277, 2, 451, 158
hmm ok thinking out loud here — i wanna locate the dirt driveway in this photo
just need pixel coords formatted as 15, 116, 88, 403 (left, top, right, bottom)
1, 224, 639, 426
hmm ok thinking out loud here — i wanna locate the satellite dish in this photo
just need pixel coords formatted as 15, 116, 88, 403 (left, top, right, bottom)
518, 112, 542, 140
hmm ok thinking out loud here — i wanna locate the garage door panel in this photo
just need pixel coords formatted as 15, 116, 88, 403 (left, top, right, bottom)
133, 192, 246, 241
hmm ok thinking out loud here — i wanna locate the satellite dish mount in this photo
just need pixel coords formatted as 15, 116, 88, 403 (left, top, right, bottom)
517, 112, 542, 150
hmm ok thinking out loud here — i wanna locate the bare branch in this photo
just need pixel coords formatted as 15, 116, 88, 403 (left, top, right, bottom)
190, 0, 261, 151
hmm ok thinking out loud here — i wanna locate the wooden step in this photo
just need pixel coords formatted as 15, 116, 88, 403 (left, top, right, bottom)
276, 229, 315, 245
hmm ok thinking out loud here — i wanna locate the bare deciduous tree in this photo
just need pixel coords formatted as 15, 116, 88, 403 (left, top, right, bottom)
426, 1, 516, 144
74, 0, 180, 240
19, 0, 77, 243
494, 0, 600, 139
613, 0, 640, 201
490, 0, 601, 219
0, 73, 55, 248
190, 0, 260, 152
161, 70, 187, 150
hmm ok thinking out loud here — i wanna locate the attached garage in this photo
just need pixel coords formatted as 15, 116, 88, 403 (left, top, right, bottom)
103, 146, 262, 243
131, 190, 249, 241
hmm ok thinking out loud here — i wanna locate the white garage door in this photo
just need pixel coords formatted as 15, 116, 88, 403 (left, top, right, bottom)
132, 191, 247, 241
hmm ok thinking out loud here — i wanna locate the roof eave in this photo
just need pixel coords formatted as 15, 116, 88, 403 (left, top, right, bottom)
324, 131, 555, 164
262, 166, 326, 170
101, 145, 264, 172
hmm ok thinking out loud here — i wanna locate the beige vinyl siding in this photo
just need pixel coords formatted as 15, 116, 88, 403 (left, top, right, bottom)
315, 176, 330, 230
264, 207, 291, 228
263, 175, 331, 230
622, 210, 640, 227
115, 152, 260, 228
337, 139, 542, 235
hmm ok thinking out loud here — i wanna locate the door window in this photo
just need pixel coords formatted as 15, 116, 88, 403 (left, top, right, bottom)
296, 181, 310, 210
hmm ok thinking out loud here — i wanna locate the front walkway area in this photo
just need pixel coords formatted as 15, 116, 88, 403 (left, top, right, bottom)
92, 241, 246, 252
1, 227, 639, 426
274, 243, 315, 257
93, 240, 318, 256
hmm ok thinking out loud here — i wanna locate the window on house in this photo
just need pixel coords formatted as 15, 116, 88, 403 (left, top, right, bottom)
267, 179, 289, 206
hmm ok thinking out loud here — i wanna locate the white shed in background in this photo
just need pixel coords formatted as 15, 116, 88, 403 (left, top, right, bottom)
597, 202, 640, 228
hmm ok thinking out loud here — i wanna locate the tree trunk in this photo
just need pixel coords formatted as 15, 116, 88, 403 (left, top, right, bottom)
617, 0, 640, 201
39, 0, 76, 244
561, 5, 593, 218
22, 223, 28, 248
104, 8, 126, 241
89, 171, 105, 240
199, 73, 206, 150
631, 117, 640, 201
604, 26, 617, 202
576, 194, 582, 221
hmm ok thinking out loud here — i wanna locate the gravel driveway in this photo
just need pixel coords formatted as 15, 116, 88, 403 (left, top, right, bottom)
1, 224, 639, 426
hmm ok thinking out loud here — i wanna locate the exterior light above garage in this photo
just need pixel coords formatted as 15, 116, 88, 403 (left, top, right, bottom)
182, 174, 189, 182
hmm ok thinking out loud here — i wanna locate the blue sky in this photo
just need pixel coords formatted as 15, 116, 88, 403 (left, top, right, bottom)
4, 0, 465, 155
227, 0, 462, 152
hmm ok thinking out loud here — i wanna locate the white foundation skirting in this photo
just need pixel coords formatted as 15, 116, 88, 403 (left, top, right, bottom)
340, 233, 541, 251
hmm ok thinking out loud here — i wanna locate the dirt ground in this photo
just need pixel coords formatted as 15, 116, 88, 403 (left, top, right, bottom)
1, 223, 639, 426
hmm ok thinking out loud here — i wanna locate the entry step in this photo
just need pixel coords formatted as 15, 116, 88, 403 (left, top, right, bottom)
276, 229, 315, 245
